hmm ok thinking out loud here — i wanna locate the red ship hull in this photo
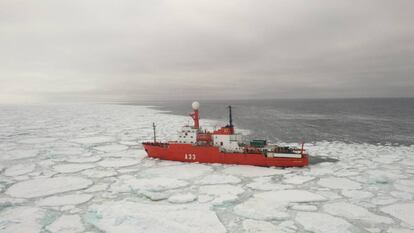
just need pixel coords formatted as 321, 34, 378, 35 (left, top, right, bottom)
143, 142, 309, 167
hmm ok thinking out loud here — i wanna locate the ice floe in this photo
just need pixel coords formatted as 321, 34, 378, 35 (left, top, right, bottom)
53, 163, 96, 173
222, 165, 288, 177
81, 168, 117, 178
242, 219, 279, 233
381, 203, 414, 227
196, 174, 241, 185
168, 193, 197, 203
94, 144, 129, 152
296, 212, 360, 233
140, 164, 213, 180
290, 204, 318, 211
86, 200, 226, 233
6, 176, 93, 198
37, 194, 93, 206
4, 163, 36, 177
65, 156, 101, 163
317, 177, 362, 190
98, 158, 138, 167
198, 184, 245, 205
46, 214, 85, 233
0, 206, 46, 233
246, 176, 293, 191
341, 190, 374, 199
110, 176, 188, 193
324, 202, 394, 224
70, 136, 115, 145
283, 175, 315, 184
19, 137, 57, 144
234, 190, 326, 220
0, 149, 38, 161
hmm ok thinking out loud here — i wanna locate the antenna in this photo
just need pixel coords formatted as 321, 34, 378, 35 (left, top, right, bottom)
228, 105, 233, 127
152, 122, 157, 143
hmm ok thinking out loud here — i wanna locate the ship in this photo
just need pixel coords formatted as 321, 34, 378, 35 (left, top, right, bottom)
143, 102, 309, 167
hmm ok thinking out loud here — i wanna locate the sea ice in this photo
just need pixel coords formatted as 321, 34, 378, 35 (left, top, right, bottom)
4, 163, 36, 177
37, 194, 93, 206
103, 149, 146, 159
387, 228, 414, 233
98, 158, 139, 168
381, 203, 414, 227
341, 190, 374, 199
390, 191, 413, 200
65, 156, 101, 163
86, 200, 226, 233
19, 137, 57, 144
94, 144, 129, 152
84, 183, 110, 193
234, 190, 326, 220
296, 212, 361, 233
283, 175, 315, 184
196, 174, 241, 185
53, 163, 96, 173
6, 176, 93, 198
246, 177, 293, 191
140, 164, 213, 180
317, 177, 362, 190
71, 136, 115, 144
0, 206, 46, 233
198, 184, 245, 205
323, 202, 394, 224
0, 197, 27, 206
0, 149, 38, 161
222, 165, 288, 177
141, 191, 170, 201
46, 214, 85, 233
110, 176, 188, 193
81, 168, 117, 178
290, 204, 318, 211
394, 179, 414, 193
242, 219, 279, 233
168, 193, 197, 203
2, 104, 414, 233
50, 146, 86, 156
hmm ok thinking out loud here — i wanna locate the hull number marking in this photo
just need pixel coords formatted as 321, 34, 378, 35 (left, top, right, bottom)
184, 153, 196, 160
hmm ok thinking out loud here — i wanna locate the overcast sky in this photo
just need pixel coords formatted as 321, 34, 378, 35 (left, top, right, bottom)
1, 0, 413, 103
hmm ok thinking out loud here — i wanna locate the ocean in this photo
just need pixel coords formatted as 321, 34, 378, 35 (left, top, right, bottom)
142, 98, 414, 146
1, 102, 413, 232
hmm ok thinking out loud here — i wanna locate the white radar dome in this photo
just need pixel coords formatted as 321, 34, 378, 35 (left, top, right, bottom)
192, 101, 200, 110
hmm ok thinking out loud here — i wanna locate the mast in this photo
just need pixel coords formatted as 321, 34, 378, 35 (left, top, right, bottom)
152, 122, 157, 143
228, 105, 233, 127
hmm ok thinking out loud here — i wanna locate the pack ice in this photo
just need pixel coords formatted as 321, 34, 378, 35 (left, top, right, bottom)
0, 104, 413, 233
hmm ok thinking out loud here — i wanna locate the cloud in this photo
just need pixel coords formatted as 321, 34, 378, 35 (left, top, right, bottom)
1, 0, 413, 103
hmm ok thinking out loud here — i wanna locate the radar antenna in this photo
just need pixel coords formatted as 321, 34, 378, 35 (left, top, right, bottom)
228, 105, 233, 127
152, 122, 157, 143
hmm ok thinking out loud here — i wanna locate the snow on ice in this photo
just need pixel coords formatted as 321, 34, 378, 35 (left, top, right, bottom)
46, 214, 85, 233
53, 163, 96, 173
0, 206, 46, 233
296, 212, 361, 233
1, 104, 414, 233
4, 163, 36, 177
37, 194, 93, 206
323, 202, 394, 225
86, 201, 226, 233
381, 203, 414, 227
234, 190, 326, 220
5, 176, 93, 198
